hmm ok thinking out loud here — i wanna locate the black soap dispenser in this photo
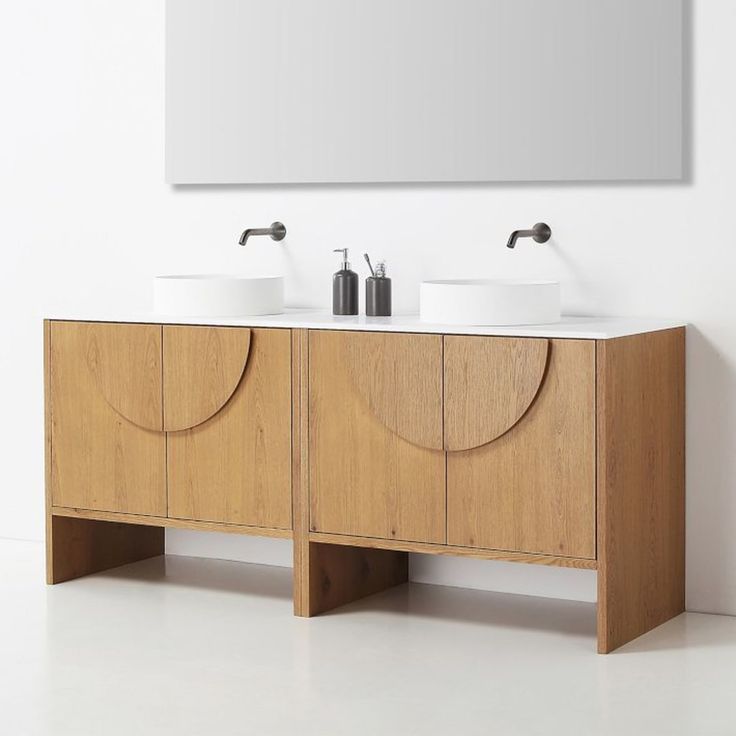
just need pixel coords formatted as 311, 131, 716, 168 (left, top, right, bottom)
332, 248, 359, 315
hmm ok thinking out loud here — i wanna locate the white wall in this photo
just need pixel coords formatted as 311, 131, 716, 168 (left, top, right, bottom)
1, 1, 733, 613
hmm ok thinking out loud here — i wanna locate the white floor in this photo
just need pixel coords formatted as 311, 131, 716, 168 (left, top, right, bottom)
1, 539, 735, 736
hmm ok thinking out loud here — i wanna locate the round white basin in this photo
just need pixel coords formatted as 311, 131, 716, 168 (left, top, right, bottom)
420, 279, 560, 326
153, 275, 284, 317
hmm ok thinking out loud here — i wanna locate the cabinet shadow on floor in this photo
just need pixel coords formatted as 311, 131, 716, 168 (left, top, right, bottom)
53, 556, 720, 653
319, 580, 597, 640
345, 585, 721, 655
92, 555, 293, 601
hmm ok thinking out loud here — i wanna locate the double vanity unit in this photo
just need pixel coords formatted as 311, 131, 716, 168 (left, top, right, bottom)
44, 311, 685, 653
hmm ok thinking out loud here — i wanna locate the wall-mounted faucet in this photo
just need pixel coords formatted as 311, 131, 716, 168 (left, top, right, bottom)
506, 222, 551, 249
239, 221, 287, 246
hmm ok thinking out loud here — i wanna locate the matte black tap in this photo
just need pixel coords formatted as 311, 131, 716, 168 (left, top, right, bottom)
506, 222, 551, 249
239, 222, 287, 246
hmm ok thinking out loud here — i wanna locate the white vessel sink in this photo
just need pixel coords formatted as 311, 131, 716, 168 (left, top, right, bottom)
420, 279, 560, 326
153, 275, 284, 317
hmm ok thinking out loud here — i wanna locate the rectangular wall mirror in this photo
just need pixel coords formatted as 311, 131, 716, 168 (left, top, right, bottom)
166, 0, 682, 184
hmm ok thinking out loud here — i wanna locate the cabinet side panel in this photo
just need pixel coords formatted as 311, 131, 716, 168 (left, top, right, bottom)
307, 542, 408, 616
44, 321, 53, 583
597, 328, 686, 653
48, 515, 164, 584
49, 322, 166, 516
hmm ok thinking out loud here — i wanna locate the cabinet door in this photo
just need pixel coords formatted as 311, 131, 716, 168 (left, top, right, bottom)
49, 321, 166, 515
309, 330, 445, 543
166, 326, 292, 529
445, 337, 595, 558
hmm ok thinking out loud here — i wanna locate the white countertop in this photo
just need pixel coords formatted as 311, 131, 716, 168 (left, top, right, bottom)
44, 309, 686, 340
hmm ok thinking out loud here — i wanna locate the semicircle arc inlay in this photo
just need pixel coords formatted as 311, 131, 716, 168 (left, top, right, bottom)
444, 336, 549, 452
162, 326, 252, 432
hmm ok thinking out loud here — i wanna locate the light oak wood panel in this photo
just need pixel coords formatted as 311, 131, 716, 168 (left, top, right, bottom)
293, 330, 409, 616
309, 330, 446, 544
292, 329, 311, 616
85, 322, 163, 431
346, 331, 444, 450
47, 515, 164, 584
309, 532, 597, 570
306, 542, 408, 616
597, 328, 686, 653
49, 321, 167, 516
163, 325, 251, 431
44, 321, 53, 583
447, 338, 595, 558
52, 507, 292, 539
167, 327, 292, 528
444, 336, 549, 451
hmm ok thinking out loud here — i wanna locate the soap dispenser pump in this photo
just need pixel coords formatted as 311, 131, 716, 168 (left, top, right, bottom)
332, 248, 359, 316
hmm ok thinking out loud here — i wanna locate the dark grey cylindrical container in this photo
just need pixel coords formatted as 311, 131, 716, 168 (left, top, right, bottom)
366, 275, 392, 316
332, 248, 359, 315
333, 269, 359, 315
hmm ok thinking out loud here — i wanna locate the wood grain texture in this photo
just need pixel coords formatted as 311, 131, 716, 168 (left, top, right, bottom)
346, 330, 444, 450
597, 328, 686, 653
44, 321, 53, 583
306, 542, 408, 616
447, 339, 596, 558
167, 328, 292, 528
52, 507, 292, 539
163, 325, 251, 431
292, 330, 311, 616
309, 532, 597, 570
49, 321, 167, 516
85, 322, 163, 431
293, 330, 408, 616
444, 336, 549, 451
309, 330, 446, 544
47, 514, 164, 584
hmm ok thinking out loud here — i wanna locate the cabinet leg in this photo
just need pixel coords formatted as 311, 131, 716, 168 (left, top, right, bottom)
597, 560, 685, 654
46, 515, 164, 584
596, 329, 686, 653
294, 540, 408, 617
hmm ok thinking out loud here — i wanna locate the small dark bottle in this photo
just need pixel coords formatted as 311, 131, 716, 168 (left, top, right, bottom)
365, 260, 392, 317
332, 248, 359, 315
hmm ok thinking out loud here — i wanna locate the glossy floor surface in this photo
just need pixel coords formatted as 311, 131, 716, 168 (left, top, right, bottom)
2, 539, 735, 736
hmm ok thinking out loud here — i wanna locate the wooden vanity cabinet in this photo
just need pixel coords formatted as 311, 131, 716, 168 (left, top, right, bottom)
45, 320, 685, 653
47, 321, 291, 528
308, 331, 596, 559
299, 327, 684, 654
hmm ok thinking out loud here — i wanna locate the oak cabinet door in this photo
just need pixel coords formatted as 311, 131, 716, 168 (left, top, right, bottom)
166, 326, 292, 529
309, 330, 446, 544
49, 321, 166, 515
445, 337, 596, 559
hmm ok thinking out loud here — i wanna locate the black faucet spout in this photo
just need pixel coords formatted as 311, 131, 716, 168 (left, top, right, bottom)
506, 223, 551, 249
239, 221, 287, 246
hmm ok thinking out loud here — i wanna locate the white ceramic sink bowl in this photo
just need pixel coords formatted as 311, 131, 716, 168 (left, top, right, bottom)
420, 279, 560, 326
154, 275, 284, 317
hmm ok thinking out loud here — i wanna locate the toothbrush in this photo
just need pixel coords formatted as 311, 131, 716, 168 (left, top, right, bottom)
363, 253, 375, 276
